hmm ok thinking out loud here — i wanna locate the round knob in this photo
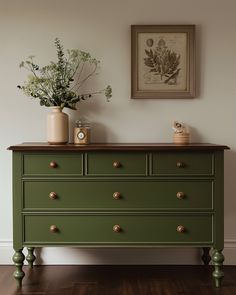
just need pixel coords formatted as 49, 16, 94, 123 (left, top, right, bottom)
176, 225, 186, 233
49, 225, 58, 233
113, 192, 121, 200
176, 192, 185, 200
113, 161, 121, 168
49, 192, 57, 200
176, 161, 185, 168
49, 161, 57, 168
113, 224, 121, 232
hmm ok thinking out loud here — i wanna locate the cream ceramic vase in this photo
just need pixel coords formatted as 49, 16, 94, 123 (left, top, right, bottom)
47, 107, 69, 144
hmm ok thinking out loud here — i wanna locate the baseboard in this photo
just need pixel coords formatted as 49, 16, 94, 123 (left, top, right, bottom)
0, 241, 14, 264
1, 240, 236, 265
224, 239, 236, 265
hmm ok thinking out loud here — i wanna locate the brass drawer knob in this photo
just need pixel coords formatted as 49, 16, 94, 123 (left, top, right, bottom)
113, 224, 121, 232
176, 192, 185, 200
49, 192, 57, 200
113, 192, 121, 200
113, 161, 121, 168
49, 225, 58, 233
176, 161, 185, 168
49, 161, 58, 168
176, 225, 185, 233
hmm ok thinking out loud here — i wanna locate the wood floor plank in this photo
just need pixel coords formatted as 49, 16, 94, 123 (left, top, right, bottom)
0, 265, 236, 295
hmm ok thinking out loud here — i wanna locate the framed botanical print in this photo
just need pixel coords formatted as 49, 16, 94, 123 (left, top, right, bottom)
131, 25, 196, 99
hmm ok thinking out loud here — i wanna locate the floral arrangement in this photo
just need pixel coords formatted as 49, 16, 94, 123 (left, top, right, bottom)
17, 38, 112, 110
172, 121, 187, 133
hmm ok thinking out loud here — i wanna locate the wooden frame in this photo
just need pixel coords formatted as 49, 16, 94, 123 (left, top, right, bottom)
131, 25, 196, 99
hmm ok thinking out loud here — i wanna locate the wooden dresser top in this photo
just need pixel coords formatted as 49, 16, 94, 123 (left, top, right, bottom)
8, 143, 230, 151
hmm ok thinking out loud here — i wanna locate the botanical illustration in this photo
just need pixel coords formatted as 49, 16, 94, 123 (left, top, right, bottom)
138, 32, 187, 91
144, 38, 180, 85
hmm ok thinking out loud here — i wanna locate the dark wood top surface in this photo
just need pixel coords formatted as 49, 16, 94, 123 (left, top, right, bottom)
8, 142, 230, 151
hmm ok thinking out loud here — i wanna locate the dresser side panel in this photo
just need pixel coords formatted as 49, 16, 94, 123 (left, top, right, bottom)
213, 151, 224, 249
13, 152, 23, 250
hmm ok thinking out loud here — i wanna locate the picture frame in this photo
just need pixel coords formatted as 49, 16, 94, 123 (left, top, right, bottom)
131, 25, 196, 99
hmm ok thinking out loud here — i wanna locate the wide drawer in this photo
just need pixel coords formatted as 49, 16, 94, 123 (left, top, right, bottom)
152, 152, 214, 176
23, 181, 213, 210
23, 153, 82, 176
24, 214, 213, 245
86, 152, 147, 176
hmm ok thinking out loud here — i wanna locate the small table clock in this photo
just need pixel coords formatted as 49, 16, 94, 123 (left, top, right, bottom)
74, 120, 90, 145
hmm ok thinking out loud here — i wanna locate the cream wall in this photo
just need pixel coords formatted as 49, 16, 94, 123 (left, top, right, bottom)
1, 0, 236, 265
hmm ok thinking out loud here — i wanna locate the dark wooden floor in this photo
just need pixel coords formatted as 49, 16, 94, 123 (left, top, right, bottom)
0, 265, 236, 295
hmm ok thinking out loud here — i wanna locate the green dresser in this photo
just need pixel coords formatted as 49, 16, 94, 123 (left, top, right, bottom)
8, 143, 229, 287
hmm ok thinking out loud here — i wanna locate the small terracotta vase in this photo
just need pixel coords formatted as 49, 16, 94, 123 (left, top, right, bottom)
47, 107, 69, 144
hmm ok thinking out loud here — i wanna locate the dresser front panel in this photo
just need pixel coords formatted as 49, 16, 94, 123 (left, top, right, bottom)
23, 153, 83, 176
23, 180, 214, 211
86, 152, 147, 176
9, 144, 226, 251
24, 214, 213, 245
152, 152, 214, 176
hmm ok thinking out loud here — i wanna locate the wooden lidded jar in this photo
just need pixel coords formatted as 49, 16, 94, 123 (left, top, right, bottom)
74, 120, 90, 145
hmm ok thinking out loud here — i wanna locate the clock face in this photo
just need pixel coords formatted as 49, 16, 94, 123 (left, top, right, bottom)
77, 131, 85, 140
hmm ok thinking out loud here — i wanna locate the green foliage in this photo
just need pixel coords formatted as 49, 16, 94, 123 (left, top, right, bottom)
144, 39, 180, 81
18, 38, 112, 110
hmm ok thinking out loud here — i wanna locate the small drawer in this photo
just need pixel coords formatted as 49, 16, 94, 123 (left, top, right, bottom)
86, 152, 147, 176
23, 153, 82, 176
24, 214, 213, 245
152, 152, 214, 176
23, 180, 213, 210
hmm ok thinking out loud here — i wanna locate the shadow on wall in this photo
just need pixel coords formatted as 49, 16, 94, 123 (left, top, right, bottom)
68, 111, 118, 143
34, 247, 204, 265
35, 248, 43, 265
224, 149, 236, 221
89, 121, 118, 143
188, 126, 203, 142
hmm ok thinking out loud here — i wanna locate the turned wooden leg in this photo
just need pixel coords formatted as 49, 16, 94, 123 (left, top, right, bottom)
202, 247, 211, 265
13, 248, 25, 287
212, 249, 224, 288
26, 247, 36, 268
